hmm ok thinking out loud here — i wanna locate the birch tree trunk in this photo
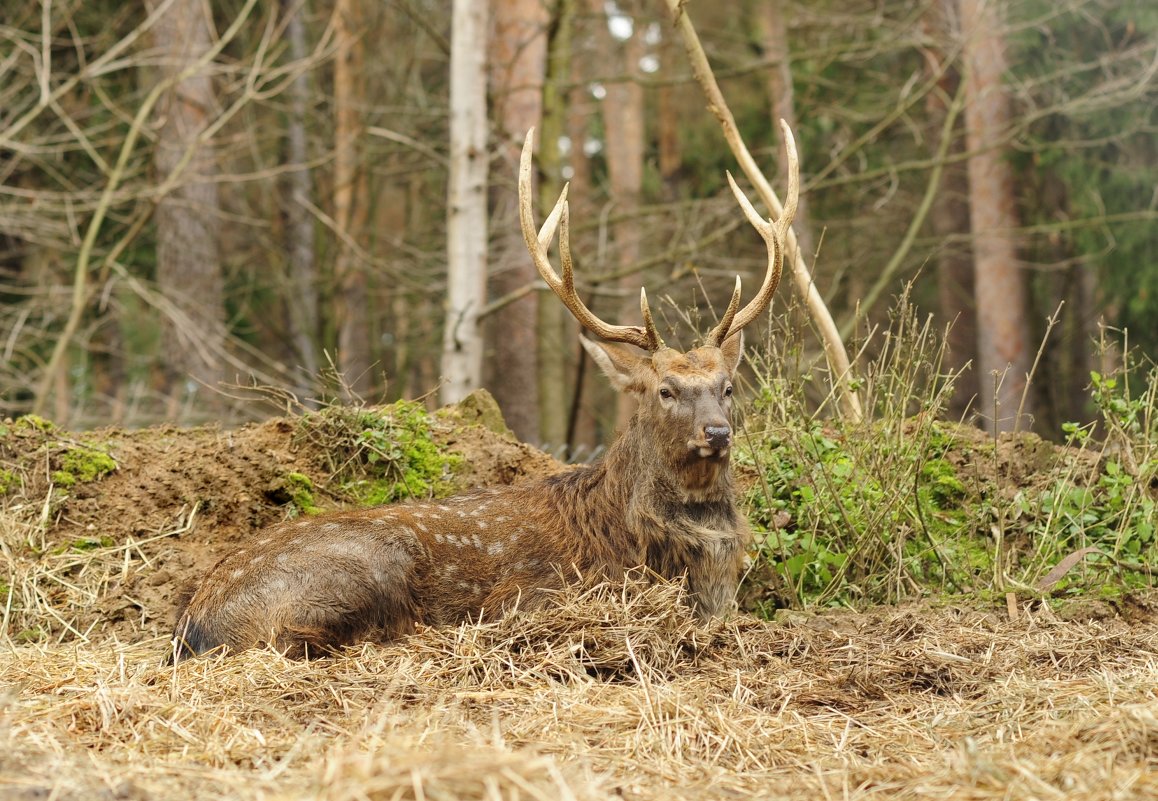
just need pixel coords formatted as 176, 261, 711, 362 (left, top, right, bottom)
486, 0, 549, 442
147, 0, 225, 414
961, 0, 1033, 432
441, 0, 489, 404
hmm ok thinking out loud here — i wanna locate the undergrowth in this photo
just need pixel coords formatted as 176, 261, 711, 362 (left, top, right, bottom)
740, 297, 1157, 613
294, 399, 463, 506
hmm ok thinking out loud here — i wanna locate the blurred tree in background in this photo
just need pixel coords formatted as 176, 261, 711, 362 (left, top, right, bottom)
1, 0, 1155, 447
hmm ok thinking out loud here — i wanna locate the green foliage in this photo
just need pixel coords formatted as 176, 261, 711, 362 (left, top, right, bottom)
283, 472, 322, 516
741, 298, 1158, 613
0, 469, 17, 494
15, 415, 56, 433
298, 400, 463, 507
1014, 360, 1158, 589
51, 445, 117, 488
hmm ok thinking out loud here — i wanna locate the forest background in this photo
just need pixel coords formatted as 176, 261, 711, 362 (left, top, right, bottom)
1, 0, 1156, 453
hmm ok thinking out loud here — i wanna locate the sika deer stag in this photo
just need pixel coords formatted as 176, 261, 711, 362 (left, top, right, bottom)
170, 124, 798, 660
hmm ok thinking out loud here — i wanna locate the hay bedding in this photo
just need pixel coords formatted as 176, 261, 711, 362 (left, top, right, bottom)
3, 578, 1158, 801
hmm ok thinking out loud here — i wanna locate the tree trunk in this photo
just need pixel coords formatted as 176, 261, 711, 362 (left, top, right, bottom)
147, 0, 225, 414
565, 6, 597, 453
333, 0, 373, 398
656, 22, 681, 198
441, 0, 490, 405
537, 0, 575, 451
597, 2, 646, 432
961, 0, 1033, 433
486, 0, 549, 443
924, 0, 977, 421
283, 0, 320, 399
754, 0, 815, 263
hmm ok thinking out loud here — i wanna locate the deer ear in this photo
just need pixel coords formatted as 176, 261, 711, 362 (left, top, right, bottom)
580, 337, 648, 392
720, 331, 744, 376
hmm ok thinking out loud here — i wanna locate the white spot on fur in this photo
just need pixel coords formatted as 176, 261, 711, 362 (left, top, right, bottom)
323, 522, 340, 531
415, 522, 428, 533
487, 542, 504, 556
231, 569, 244, 579
476, 520, 488, 530
471, 535, 483, 549
258, 537, 272, 545
434, 533, 445, 544
276, 553, 290, 565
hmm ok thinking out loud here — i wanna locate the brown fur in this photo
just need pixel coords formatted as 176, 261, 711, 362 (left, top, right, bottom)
170, 336, 751, 660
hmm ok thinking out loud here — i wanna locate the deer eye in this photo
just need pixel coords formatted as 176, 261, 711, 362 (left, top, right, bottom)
724, 384, 733, 397
658, 387, 674, 400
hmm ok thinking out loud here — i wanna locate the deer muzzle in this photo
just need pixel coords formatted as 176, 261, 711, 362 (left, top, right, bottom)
690, 425, 732, 457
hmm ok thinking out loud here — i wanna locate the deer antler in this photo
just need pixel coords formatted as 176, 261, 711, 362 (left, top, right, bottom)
706, 120, 800, 346
519, 129, 665, 352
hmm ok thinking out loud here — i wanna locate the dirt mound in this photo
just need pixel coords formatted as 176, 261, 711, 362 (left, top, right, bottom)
0, 390, 563, 644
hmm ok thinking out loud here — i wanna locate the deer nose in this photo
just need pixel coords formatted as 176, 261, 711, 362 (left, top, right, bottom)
704, 425, 731, 449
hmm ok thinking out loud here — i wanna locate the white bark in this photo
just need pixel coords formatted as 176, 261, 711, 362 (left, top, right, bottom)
441, 0, 490, 403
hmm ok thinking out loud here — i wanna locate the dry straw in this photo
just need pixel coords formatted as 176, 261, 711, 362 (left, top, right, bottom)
3, 572, 1158, 800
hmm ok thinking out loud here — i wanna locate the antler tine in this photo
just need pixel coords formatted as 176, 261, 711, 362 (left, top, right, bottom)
776, 119, 800, 243
707, 121, 799, 345
705, 276, 742, 346
518, 128, 663, 352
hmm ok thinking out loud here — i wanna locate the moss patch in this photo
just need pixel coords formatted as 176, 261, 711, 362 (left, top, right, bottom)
296, 400, 464, 507
51, 445, 117, 488
284, 471, 322, 516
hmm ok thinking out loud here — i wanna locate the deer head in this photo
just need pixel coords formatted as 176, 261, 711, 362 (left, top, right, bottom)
518, 124, 798, 491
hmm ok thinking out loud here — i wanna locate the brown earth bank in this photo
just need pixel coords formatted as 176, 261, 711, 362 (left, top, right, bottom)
0, 390, 563, 645
1, 393, 1156, 800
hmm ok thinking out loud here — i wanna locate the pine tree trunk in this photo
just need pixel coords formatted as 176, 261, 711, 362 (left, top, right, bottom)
537, 0, 575, 451
961, 0, 1033, 432
441, 0, 490, 405
486, 0, 549, 442
565, 8, 597, 453
333, 0, 372, 398
283, 0, 320, 398
147, 0, 225, 415
598, 2, 646, 432
924, 0, 978, 421
754, 0, 815, 262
